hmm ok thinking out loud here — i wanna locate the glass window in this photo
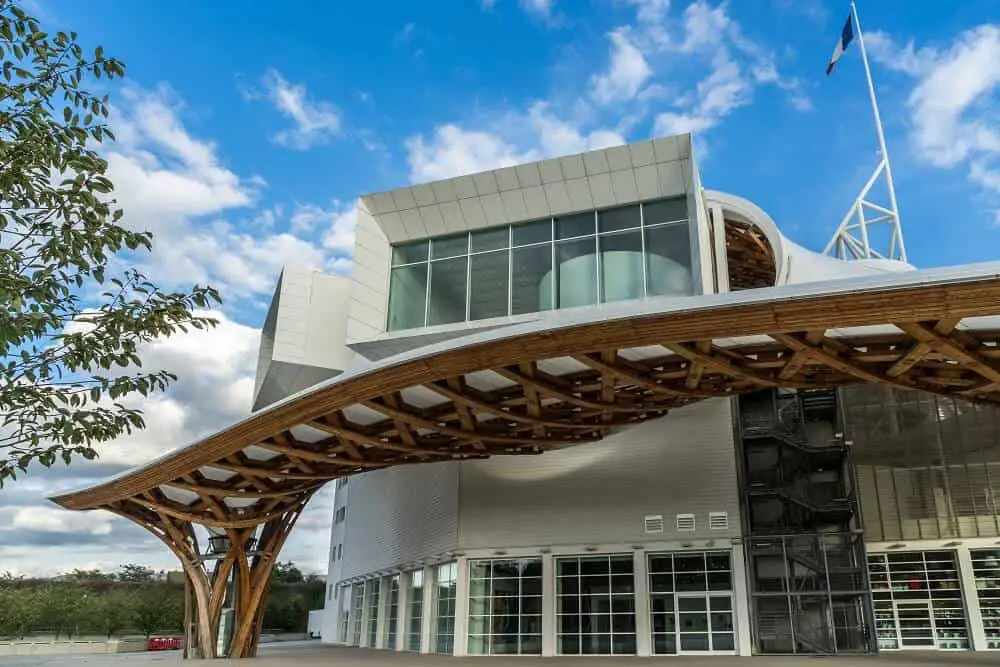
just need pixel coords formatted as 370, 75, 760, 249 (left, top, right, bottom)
647, 551, 734, 654
468, 558, 543, 655
867, 551, 970, 650
392, 240, 428, 266
338, 584, 351, 643
599, 231, 644, 303
432, 563, 457, 654
556, 211, 595, 240
469, 251, 509, 320
430, 233, 468, 259
471, 227, 509, 253
644, 223, 692, 297
556, 238, 598, 308
557, 554, 635, 655
407, 570, 424, 651
971, 549, 1000, 650
512, 244, 553, 315
513, 219, 552, 246
384, 575, 400, 650
599, 205, 640, 233
387, 265, 428, 331
643, 197, 687, 225
367, 579, 381, 647
428, 257, 468, 326
350, 582, 365, 646
385, 196, 694, 329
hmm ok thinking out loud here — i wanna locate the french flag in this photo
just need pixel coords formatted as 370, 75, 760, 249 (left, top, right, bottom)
826, 15, 855, 75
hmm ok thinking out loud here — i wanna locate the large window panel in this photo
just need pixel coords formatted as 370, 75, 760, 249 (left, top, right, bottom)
644, 222, 692, 297
387, 264, 428, 331
556, 212, 596, 239
599, 204, 640, 233
407, 570, 424, 651
512, 244, 553, 315
392, 240, 429, 266
599, 231, 644, 303
643, 197, 687, 225
556, 238, 598, 308
471, 227, 509, 253
468, 558, 542, 655
557, 554, 636, 655
432, 563, 458, 654
428, 257, 468, 326
470, 250, 510, 320
366, 579, 381, 647
513, 219, 552, 246
384, 575, 400, 650
431, 233, 468, 259
350, 582, 365, 646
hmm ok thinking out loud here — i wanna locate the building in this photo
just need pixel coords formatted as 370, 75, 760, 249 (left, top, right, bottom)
292, 135, 1000, 656
50, 133, 1000, 659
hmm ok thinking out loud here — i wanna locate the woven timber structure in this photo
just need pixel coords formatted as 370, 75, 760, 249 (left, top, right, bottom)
50, 265, 1000, 658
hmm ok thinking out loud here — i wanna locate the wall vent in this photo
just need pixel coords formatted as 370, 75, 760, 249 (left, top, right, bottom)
644, 514, 665, 534
709, 511, 729, 530
676, 513, 696, 532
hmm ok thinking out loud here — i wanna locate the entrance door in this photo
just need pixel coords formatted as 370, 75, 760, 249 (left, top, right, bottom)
676, 593, 735, 654
896, 601, 935, 649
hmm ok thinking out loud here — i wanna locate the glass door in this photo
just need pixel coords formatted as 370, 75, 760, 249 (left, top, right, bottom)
896, 601, 935, 649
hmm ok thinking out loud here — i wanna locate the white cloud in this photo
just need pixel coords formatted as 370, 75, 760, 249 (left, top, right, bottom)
868, 25, 1000, 217
107, 86, 333, 297
404, 102, 626, 184
9, 506, 114, 535
520, 0, 554, 19
406, 125, 537, 182
257, 69, 342, 150
591, 29, 653, 104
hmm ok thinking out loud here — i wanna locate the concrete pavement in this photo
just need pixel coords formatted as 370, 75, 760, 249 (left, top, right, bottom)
3, 641, 1000, 666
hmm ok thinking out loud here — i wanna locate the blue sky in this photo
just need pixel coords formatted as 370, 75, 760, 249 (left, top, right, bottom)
3, 0, 1000, 576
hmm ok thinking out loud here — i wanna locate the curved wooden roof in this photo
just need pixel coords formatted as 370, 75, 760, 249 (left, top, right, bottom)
50, 264, 1000, 530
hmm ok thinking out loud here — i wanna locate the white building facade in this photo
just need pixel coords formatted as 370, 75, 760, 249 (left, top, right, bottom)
252, 135, 1000, 656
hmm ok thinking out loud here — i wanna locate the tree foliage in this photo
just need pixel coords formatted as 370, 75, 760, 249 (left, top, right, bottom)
0, 562, 322, 639
0, 0, 222, 485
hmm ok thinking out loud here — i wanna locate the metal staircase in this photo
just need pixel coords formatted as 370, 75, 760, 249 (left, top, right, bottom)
736, 388, 874, 655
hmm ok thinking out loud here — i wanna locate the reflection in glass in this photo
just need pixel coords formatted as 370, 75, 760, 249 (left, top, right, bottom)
387, 265, 427, 331
431, 234, 468, 259
512, 245, 553, 315
467, 558, 542, 655
599, 231, 644, 303
599, 204, 640, 233
644, 223, 692, 297
428, 257, 467, 326
556, 211, 595, 239
554, 238, 598, 308
470, 251, 509, 320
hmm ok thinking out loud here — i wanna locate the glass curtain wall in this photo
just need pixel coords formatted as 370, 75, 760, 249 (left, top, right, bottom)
648, 551, 735, 654
468, 558, 543, 655
366, 579, 381, 647
845, 385, 1000, 541
384, 574, 400, 650
432, 563, 458, 654
971, 549, 1000, 649
868, 551, 969, 650
350, 582, 365, 646
406, 570, 424, 651
387, 197, 694, 332
556, 554, 637, 655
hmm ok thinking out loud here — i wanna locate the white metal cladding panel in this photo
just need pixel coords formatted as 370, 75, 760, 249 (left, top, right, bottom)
339, 461, 460, 580
456, 399, 741, 549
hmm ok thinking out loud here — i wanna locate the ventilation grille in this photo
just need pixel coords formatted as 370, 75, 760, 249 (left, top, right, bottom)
709, 511, 729, 530
644, 514, 665, 534
676, 513, 696, 532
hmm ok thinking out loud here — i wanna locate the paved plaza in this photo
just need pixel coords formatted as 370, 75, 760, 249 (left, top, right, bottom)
3, 642, 1000, 667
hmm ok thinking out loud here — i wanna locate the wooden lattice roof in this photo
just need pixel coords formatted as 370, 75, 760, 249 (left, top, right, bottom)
49, 264, 1000, 531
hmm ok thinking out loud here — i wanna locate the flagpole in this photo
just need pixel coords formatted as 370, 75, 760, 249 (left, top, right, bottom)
850, 0, 906, 261
825, 1, 907, 263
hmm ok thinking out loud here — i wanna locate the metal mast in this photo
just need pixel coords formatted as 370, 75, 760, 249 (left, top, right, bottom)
823, 0, 907, 263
